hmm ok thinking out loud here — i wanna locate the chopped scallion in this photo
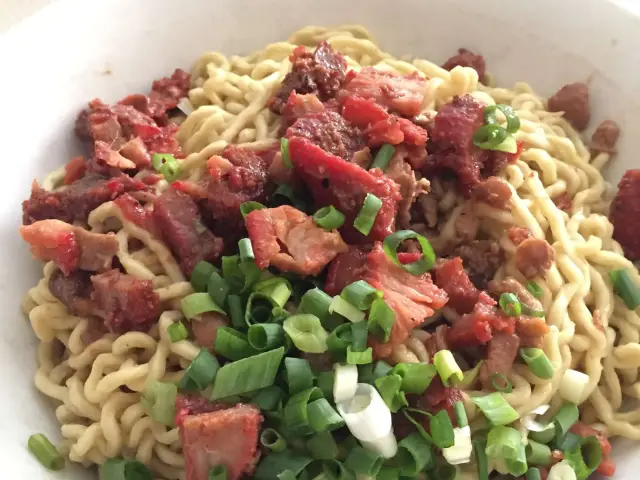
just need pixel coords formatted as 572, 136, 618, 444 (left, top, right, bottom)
499, 292, 522, 316
329, 296, 365, 323
181, 292, 225, 319
527, 281, 543, 299
367, 297, 395, 343
141, 379, 177, 427
520, 348, 554, 379
283, 314, 329, 353
190, 261, 216, 292
383, 230, 436, 275
103, 458, 153, 480
280, 137, 292, 168
260, 428, 287, 452
396, 432, 434, 476
27, 434, 64, 471
240, 201, 265, 218
353, 193, 382, 236
434, 350, 464, 385
371, 144, 396, 171
391, 362, 437, 394
248, 323, 285, 351
553, 402, 579, 442
610, 268, 640, 309
491, 373, 514, 393
313, 205, 345, 230
180, 349, 220, 391
340, 280, 383, 311
167, 321, 188, 343
152, 153, 180, 181
284, 357, 315, 395
214, 327, 256, 361
471, 392, 520, 426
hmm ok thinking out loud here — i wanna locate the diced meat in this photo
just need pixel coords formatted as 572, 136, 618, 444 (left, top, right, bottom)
341, 95, 388, 128
417, 377, 463, 425
547, 82, 590, 131
280, 92, 325, 132
148, 68, 191, 122
20, 220, 118, 274
446, 292, 515, 350
590, 120, 620, 154
269, 42, 347, 114
508, 226, 532, 246
472, 177, 512, 210
91, 269, 160, 333
552, 192, 572, 213
488, 277, 543, 314
245, 205, 347, 276
48, 269, 94, 317
63, 156, 87, 185
425, 95, 514, 195
324, 246, 370, 296
153, 188, 223, 276
181, 404, 262, 480
364, 243, 448, 356
192, 312, 228, 350
113, 193, 157, 235
175, 395, 226, 428
288, 137, 401, 243
142, 123, 184, 159
450, 240, 504, 289
286, 110, 365, 161
516, 315, 549, 348
569, 423, 615, 477
338, 68, 427, 117
424, 325, 449, 360
22, 174, 147, 225
479, 333, 520, 390
609, 169, 640, 261
433, 257, 480, 314
94, 140, 136, 170
386, 147, 428, 227
442, 48, 487, 82
515, 238, 555, 279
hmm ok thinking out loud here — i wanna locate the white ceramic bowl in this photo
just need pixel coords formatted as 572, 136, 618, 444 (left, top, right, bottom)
1, 0, 639, 478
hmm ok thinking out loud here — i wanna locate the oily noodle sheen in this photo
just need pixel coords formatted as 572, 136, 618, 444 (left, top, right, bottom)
22, 25, 640, 479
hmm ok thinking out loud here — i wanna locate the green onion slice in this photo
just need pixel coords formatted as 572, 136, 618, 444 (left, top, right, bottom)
345, 447, 384, 476
491, 373, 514, 393
27, 434, 65, 471
252, 385, 284, 411
208, 465, 228, 480
240, 201, 266, 218
391, 362, 437, 394
526, 467, 542, 480
254, 453, 312, 480
485, 426, 526, 473
181, 292, 225, 319
167, 321, 188, 343
353, 193, 382, 236
553, 402, 579, 441
313, 205, 345, 230
227, 294, 245, 329
525, 439, 552, 466
281, 137, 292, 168
346, 346, 373, 365
526, 281, 543, 299
260, 428, 287, 453
610, 268, 640, 310
396, 432, 434, 476
141, 379, 177, 427
308, 398, 345, 432
103, 458, 153, 480
190, 260, 216, 292
284, 357, 315, 395
474, 438, 489, 480
180, 349, 220, 391
375, 374, 408, 413
152, 153, 180, 182
329, 296, 365, 323
210, 347, 285, 400
207, 271, 229, 309
298, 288, 337, 330
484, 104, 521, 134
499, 292, 522, 317
471, 392, 520, 426
434, 350, 464, 385
429, 409, 455, 448
367, 298, 395, 343
327, 323, 354, 362
222, 254, 261, 294
283, 387, 324, 435
563, 435, 603, 480
238, 238, 255, 262
383, 230, 436, 275
340, 280, 383, 311
248, 323, 285, 351
214, 327, 256, 361
306, 431, 339, 460
371, 144, 396, 171
520, 348, 554, 379
283, 314, 329, 353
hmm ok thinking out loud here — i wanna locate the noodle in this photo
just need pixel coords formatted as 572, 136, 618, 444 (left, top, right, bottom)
21, 24, 640, 479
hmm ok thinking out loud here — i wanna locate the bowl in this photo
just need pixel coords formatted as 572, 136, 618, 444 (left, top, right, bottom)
1, 0, 639, 478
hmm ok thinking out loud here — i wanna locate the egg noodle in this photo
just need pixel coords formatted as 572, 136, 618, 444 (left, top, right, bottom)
22, 25, 640, 479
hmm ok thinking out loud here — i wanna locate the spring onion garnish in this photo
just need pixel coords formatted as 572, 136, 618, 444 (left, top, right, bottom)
151, 153, 180, 182
345, 447, 384, 476
27, 434, 64, 471
353, 193, 382, 236
260, 428, 287, 453
434, 350, 464, 385
206, 271, 229, 308
491, 373, 514, 393
443, 423, 473, 465
559, 369, 589, 404
103, 458, 153, 480
283, 387, 323, 435
336, 383, 396, 456
474, 438, 489, 480
238, 238, 255, 262
333, 364, 358, 403
527, 281, 543, 299
240, 201, 265, 218
226, 294, 245, 329
383, 230, 436, 274
284, 357, 315, 394
283, 314, 329, 353
430, 464, 458, 480
553, 402, 579, 441
340, 280, 383, 311
181, 292, 225, 319
141, 379, 177, 427
391, 362, 437, 394
167, 321, 188, 343
252, 385, 284, 411
547, 460, 578, 480
521, 348, 554, 379
367, 298, 395, 343
190, 260, 216, 292
372, 360, 393, 380
371, 144, 396, 171
222, 254, 261, 294
563, 435, 603, 480
609, 268, 640, 310
208, 465, 228, 480
327, 323, 354, 361
346, 346, 373, 365
556, 432, 581, 452
396, 433, 435, 475
485, 425, 528, 476
484, 104, 521, 134
329, 295, 366, 323
430, 409, 455, 448
529, 423, 556, 445
313, 205, 345, 230
180, 349, 220, 391
471, 392, 520, 426
298, 288, 334, 327
455, 360, 483, 388
210, 347, 285, 400
525, 439, 552, 466
521, 404, 552, 434
280, 137, 292, 168
308, 398, 345, 432
254, 453, 312, 480
375, 374, 408, 413
214, 327, 256, 360
306, 431, 339, 460
527, 467, 542, 480
499, 292, 522, 317
248, 323, 285, 351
